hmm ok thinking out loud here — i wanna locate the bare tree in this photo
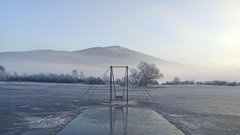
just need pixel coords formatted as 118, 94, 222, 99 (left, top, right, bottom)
129, 68, 140, 86
130, 61, 163, 86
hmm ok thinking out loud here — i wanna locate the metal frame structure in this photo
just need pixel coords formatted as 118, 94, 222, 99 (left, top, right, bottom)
109, 66, 129, 104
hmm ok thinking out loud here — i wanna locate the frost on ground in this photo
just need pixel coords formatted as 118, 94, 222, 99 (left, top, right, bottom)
22, 113, 72, 129
2, 83, 240, 135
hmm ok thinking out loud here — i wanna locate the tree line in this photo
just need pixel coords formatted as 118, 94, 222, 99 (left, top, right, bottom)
0, 65, 105, 84
0, 62, 163, 86
2, 73, 105, 84
196, 80, 239, 86
2, 63, 239, 86
163, 77, 240, 86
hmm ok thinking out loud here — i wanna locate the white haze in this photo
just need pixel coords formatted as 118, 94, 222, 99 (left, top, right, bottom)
0, 46, 239, 82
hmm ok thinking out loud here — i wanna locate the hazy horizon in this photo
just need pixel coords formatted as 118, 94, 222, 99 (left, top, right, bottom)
0, 45, 239, 82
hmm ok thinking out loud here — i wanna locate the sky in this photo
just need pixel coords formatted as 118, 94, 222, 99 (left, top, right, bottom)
1, 0, 240, 69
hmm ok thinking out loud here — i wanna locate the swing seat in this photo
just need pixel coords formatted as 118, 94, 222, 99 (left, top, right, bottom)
115, 96, 124, 101
115, 106, 124, 112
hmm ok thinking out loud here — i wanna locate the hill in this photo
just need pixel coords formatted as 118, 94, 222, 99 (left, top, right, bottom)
0, 46, 181, 80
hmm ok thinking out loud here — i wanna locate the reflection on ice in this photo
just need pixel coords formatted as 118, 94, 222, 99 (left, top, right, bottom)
58, 106, 184, 135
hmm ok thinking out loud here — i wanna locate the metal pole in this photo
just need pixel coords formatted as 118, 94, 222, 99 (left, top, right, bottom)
126, 66, 128, 104
110, 66, 112, 103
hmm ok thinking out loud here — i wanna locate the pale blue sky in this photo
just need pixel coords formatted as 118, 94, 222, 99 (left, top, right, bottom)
1, 0, 240, 67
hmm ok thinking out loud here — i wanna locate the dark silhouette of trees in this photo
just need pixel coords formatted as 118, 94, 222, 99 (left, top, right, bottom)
5, 72, 104, 84
199, 80, 237, 86
1, 65, 239, 86
115, 77, 127, 86
0, 66, 104, 84
84, 77, 105, 84
164, 79, 238, 86
0, 65, 7, 81
173, 77, 181, 85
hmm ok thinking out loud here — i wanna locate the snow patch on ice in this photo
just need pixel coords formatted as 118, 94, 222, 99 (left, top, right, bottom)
31, 107, 43, 111
54, 103, 61, 106
168, 114, 182, 117
23, 114, 72, 129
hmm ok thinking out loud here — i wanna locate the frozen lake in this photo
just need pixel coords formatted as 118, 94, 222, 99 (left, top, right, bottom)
1, 82, 240, 135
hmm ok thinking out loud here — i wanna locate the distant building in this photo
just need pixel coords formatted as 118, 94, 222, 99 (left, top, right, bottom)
0, 65, 6, 81
72, 69, 78, 78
